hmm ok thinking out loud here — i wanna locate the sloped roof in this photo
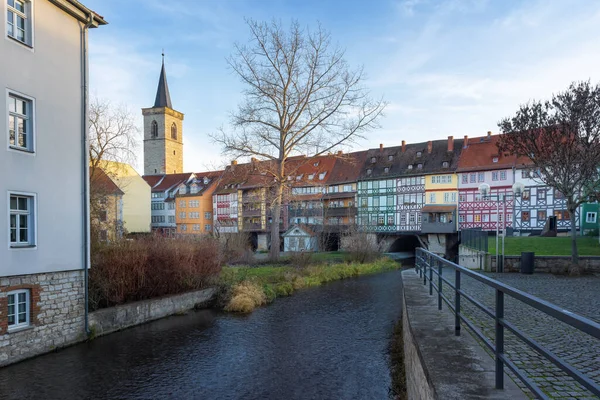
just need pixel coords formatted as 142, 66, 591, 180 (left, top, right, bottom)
283, 224, 317, 237
327, 151, 368, 185
90, 167, 123, 195
457, 134, 531, 172
153, 60, 172, 108
142, 172, 194, 192
175, 170, 225, 198
359, 137, 464, 180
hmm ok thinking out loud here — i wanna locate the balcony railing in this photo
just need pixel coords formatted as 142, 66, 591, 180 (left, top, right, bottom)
288, 208, 323, 217
324, 206, 357, 217
242, 223, 263, 231
242, 208, 262, 217
421, 221, 457, 234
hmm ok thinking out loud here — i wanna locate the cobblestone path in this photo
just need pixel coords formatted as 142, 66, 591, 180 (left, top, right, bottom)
435, 270, 600, 399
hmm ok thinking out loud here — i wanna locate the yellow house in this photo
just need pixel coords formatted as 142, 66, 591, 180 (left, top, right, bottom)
98, 161, 151, 233
422, 172, 459, 233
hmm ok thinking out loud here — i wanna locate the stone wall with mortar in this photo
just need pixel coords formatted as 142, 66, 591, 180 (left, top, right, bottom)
0, 270, 85, 367
89, 287, 215, 337
490, 255, 600, 273
142, 107, 184, 175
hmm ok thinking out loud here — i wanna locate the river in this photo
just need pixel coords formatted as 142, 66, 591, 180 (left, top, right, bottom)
0, 270, 404, 400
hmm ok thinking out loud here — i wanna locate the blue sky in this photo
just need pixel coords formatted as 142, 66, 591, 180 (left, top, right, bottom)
84, 0, 600, 173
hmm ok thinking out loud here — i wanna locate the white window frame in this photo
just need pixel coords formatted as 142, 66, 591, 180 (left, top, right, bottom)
6, 89, 35, 154
7, 288, 30, 330
8, 191, 36, 249
586, 212, 597, 224
205, 224, 212, 231
5, 0, 34, 49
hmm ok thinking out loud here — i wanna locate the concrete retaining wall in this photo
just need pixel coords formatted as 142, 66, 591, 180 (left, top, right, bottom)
402, 284, 436, 399
458, 245, 489, 270
490, 255, 600, 273
89, 288, 216, 337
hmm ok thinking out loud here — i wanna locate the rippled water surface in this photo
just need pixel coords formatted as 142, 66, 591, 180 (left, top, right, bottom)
0, 270, 404, 400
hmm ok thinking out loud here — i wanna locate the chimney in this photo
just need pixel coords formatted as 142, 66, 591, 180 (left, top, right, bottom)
379, 143, 384, 152
487, 131, 492, 139
463, 135, 469, 149
231, 160, 238, 165
251, 157, 258, 163
401, 140, 406, 153
447, 136, 454, 152
337, 150, 343, 156
427, 140, 432, 154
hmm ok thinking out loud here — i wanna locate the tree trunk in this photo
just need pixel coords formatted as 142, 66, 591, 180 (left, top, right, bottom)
269, 182, 284, 261
569, 205, 580, 275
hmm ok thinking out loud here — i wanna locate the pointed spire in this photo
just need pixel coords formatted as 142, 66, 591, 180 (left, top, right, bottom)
153, 51, 173, 108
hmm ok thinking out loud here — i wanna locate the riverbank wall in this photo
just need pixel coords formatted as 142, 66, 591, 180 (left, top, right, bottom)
401, 269, 526, 399
89, 287, 216, 337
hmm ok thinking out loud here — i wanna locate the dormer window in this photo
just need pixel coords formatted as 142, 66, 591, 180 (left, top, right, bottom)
408, 165, 413, 170
416, 151, 422, 158
442, 161, 449, 168
179, 186, 186, 195
417, 164, 423, 169
492, 157, 499, 163
384, 167, 390, 173
203, 177, 209, 185
296, 174, 303, 181
319, 172, 327, 180
190, 185, 199, 194
367, 169, 372, 175
371, 157, 377, 163
313, 162, 319, 167
308, 174, 314, 180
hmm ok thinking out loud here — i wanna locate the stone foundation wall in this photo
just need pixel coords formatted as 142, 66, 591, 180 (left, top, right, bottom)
89, 287, 216, 337
458, 245, 490, 270
490, 255, 600, 273
0, 270, 85, 367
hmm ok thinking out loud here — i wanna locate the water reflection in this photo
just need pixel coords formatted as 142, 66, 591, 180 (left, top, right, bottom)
0, 270, 404, 400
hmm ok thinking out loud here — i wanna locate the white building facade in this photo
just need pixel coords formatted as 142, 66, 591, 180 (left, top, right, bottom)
0, 0, 106, 366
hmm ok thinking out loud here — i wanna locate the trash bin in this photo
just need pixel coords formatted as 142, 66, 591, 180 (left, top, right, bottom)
521, 252, 534, 274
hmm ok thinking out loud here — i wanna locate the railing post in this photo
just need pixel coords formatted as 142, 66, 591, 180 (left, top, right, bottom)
438, 260, 442, 310
423, 254, 427, 285
495, 289, 505, 390
429, 259, 433, 296
455, 269, 461, 336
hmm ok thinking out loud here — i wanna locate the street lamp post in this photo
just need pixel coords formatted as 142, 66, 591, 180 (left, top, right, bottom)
479, 182, 525, 273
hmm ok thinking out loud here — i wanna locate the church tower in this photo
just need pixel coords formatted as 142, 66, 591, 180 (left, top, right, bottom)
142, 55, 184, 175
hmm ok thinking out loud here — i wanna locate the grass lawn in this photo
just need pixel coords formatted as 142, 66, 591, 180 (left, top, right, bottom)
218, 257, 400, 312
488, 236, 600, 256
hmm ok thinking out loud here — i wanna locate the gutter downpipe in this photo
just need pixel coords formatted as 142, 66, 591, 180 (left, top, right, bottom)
81, 13, 94, 336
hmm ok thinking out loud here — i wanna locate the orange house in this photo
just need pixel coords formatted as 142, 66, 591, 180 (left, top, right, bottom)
174, 171, 222, 235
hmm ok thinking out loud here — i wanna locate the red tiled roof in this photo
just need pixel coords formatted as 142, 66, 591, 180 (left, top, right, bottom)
327, 151, 368, 184
457, 134, 532, 172
143, 173, 194, 192
142, 175, 163, 188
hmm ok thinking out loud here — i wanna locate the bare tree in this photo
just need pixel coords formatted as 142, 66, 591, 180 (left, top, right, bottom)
498, 81, 600, 274
88, 97, 140, 243
212, 19, 386, 260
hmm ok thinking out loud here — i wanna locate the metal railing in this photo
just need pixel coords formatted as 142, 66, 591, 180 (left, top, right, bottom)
414, 248, 600, 399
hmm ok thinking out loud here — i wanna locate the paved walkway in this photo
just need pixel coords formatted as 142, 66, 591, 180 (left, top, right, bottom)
438, 270, 600, 399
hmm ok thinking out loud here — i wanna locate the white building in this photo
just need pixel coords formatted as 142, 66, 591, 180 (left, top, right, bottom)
0, 0, 106, 366
144, 173, 194, 236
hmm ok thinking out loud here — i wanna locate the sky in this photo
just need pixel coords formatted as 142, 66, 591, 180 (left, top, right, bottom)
83, 0, 600, 174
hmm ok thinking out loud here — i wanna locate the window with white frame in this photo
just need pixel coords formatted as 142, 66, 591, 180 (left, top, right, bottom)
7, 289, 30, 330
8, 92, 34, 152
205, 224, 212, 231
179, 212, 186, 219
6, 0, 32, 46
168, 215, 175, 223
9, 193, 34, 247
461, 174, 468, 184
500, 171, 507, 180
192, 224, 200, 231
205, 212, 211, 219
443, 192, 450, 203
429, 193, 436, 203
478, 172, 484, 182
492, 171, 499, 181
179, 200, 186, 208
586, 212, 597, 223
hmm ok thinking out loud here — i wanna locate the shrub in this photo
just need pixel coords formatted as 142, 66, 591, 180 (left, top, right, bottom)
224, 281, 266, 312
343, 229, 383, 263
89, 235, 222, 310
288, 251, 314, 270
220, 233, 255, 264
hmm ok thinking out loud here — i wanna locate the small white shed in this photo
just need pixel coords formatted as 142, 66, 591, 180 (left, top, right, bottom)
283, 225, 318, 252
